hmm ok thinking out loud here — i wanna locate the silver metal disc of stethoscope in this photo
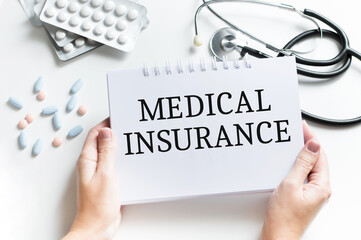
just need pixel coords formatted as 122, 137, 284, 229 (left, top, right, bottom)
210, 27, 246, 61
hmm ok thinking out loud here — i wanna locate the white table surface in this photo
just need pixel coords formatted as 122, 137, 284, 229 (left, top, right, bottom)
1, 0, 361, 239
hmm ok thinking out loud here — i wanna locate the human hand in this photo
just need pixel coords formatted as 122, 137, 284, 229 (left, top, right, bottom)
261, 121, 331, 240
63, 118, 121, 240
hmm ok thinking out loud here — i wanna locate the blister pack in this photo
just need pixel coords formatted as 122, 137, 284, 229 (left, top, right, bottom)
46, 32, 102, 61
19, 0, 46, 26
40, 0, 147, 52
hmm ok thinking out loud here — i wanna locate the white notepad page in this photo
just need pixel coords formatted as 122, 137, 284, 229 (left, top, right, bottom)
107, 56, 303, 205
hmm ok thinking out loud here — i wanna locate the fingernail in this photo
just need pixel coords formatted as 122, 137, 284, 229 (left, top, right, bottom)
306, 139, 320, 153
99, 128, 112, 140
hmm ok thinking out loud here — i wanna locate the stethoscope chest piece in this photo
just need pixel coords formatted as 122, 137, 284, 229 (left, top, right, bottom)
210, 27, 245, 60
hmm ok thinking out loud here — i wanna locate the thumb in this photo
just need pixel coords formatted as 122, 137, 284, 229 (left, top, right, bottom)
97, 128, 117, 175
285, 139, 321, 185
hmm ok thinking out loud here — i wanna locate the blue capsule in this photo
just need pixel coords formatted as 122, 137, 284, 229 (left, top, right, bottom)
8, 97, 23, 109
66, 95, 78, 112
32, 139, 43, 156
68, 125, 83, 138
42, 105, 58, 115
34, 76, 44, 93
70, 78, 84, 95
52, 112, 62, 130
19, 131, 28, 149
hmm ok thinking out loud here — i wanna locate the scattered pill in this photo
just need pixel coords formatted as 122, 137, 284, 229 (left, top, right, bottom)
66, 95, 78, 112
68, 2, 79, 13
68, 125, 83, 138
56, 0, 67, 8
42, 105, 59, 115
34, 76, 44, 93
92, 10, 104, 22
18, 119, 28, 129
106, 29, 116, 40
70, 78, 84, 94
127, 9, 139, 21
63, 42, 74, 53
103, 0, 115, 12
52, 112, 63, 130
77, 105, 87, 116
25, 113, 35, 123
32, 139, 43, 156
69, 15, 80, 26
53, 137, 63, 147
104, 15, 115, 26
75, 38, 85, 48
81, 20, 92, 31
37, 90, 47, 101
55, 30, 67, 40
8, 97, 24, 109
117, 35, 128, 44
57, 12, 69, 22
116, 20, 127, 31
45, 7, 56, 18
19, 131, 28, 149
115, 5, 126, 16
80, 6, 91, 17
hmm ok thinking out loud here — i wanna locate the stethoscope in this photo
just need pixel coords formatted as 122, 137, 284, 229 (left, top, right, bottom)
193, 0, 361, 126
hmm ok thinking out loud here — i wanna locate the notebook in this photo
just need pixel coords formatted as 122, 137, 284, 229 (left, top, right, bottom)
107, 56, 303, 205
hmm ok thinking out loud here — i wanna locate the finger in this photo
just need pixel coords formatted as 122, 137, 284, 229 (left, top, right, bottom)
77, 118, 110, 183
285, 139, 321, 186
96, 128, 117, 176
81, 118, 110, 152
302, 120, 316, 144
307, 148, 330, 186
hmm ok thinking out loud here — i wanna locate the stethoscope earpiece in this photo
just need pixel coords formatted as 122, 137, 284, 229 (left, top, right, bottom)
193, 35, 203, 46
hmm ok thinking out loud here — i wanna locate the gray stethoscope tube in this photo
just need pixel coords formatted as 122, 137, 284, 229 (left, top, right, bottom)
193, 0, 322, 56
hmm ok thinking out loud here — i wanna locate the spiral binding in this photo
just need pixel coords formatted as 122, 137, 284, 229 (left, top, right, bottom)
143, 54, 251, 77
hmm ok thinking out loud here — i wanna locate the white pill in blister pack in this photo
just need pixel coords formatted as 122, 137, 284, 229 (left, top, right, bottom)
45, 30, 102, 61
40, 0, 147, 52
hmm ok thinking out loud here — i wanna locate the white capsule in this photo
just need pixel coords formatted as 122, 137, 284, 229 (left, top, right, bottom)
93, 25, 105, 36
68, 2, 79, 13
70, 78, 84, 94
56, 0, 67, 8
68, 125, 83, 138
52, 112, 62, 130
63, 43, 74, 53
75, 38, 85, 47
34, 76, 44, 93
81, 20, 92, 31
103, 0, 115, 11
116, 20, 127, 31
80, 6, 91, 17
32, 139, 43, 156
8, 97, 23, 109
19, 131, 28, 149
117, 35, 128, 44
91, 0, 103, 7
114, 5, 126, 16
66, 95, 78, 112
104, 15, 115, 26
69, 15, 80, 26
42, 105, 59, 115
127, 9, 138, 21
92, 10, 104, 22
45, 7, 56, 18
55, 30, 66, 40
57, 12, 68, 22
106, 29, 116, 40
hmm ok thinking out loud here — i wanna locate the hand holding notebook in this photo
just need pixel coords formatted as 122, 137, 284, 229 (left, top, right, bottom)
107, 57, 303, 205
